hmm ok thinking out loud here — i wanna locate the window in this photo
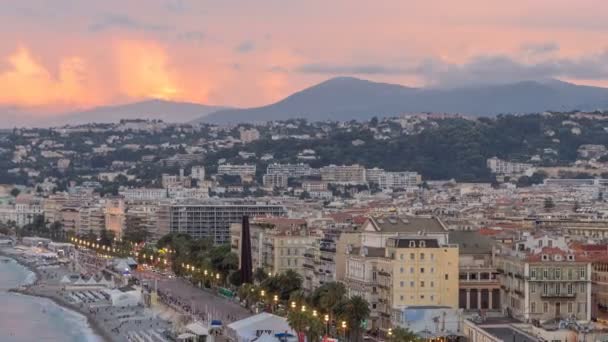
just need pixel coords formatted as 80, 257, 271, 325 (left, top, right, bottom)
543, 283, 548, 295
287, 259, 291, 266
430, 295, 434, 301
531, 302, 536, 313
419, 241, 426, 248
400, 281, 404, 287
420, 295, 425, 299
568, 284, 573, 294
430, 281, 434, 288
400, 267, 404, 273
420, 281, 425, 287
287, 248, 291, 256
543, 268, 549, 279
420, 253, 425, 260
409, 241, 415, 247
410, 281, 414, 287
372, 303, 377, 309
543, 303, 548, 313
531, 284, 536, 293
548, 240, 553, 247
420, 268, 425, 273
445, 274, 449, 280
530, 269, 536, 279
580, 284, 586, 293
280, 249, 284, 256
556, 269, 561, 280
580, 268, 587, 279
431, 253, 434, 260
410, 253, 415, 260
400, 254, 404, 260
400, 295, 404, 301
410, 267, 414, 274
431, 268, 435, 273
568, 302, 573, 313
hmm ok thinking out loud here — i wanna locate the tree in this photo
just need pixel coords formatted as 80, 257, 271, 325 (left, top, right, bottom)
253, 267, 269, 283
544, 197, 555, 210
338, 296, 370, 342
99, 228, 116, 246
312, 282, 346, 321
10, 188, 20, 197
123, 215, 149, 244
390, 327, 423, 342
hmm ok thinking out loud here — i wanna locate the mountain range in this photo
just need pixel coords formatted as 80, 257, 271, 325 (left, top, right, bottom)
3, 77, 608, 128
199, 77, 608, 124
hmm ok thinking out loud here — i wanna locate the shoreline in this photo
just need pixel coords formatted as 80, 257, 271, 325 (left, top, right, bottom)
0, 249, 114, 342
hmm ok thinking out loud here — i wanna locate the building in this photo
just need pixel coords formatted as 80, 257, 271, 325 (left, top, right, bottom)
486, 157, 533, 176
120, 188, 168, 201
449, 231, 501, 311
592, 258, 608, 320
320, 164, 366, 184
230, 217, 318, 290
104, 198, 125, 237
161, 169, 192, 188
496, 247, 592, 322
239, 128, 260, 143
262, 173, 288, 189
191, 166, 206, 181
266, 163, 315, 178
343, 215, 458, 333
377, 172, 421, 189
217, 164, 257, 178
169, 203, 286, 244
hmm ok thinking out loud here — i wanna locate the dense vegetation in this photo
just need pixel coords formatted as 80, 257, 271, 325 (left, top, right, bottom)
2, 112, 608, 185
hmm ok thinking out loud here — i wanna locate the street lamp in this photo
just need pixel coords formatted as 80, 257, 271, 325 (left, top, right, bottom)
388, 328, 393, 338
301, 305, 306, 312
273, 295, 279, 302
341, 321, 347, 338
291, 301, 297, 309
313, 310, 317, 317
324, 314, 330, 335
261, 290, 266, 298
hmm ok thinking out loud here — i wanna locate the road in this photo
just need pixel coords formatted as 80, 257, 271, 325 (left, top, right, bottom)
136, 270, 251, 325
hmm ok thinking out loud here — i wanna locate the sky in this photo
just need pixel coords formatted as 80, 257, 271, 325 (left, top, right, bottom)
1, 0, 608, 115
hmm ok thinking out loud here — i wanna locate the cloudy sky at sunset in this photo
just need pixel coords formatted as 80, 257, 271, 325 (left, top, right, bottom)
2, 0, 608, 114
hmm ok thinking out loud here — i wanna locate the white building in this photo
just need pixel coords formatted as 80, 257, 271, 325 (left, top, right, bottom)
266, 163, 315, 178
239, 128, 260, 143
191, 166, 206, 181
320, 164, 366, 185
217, 164, 256, 178
486, 157, 533, 176
262, 173, 288, 189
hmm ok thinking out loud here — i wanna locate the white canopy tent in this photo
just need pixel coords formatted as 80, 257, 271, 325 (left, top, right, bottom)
107, 289, 141, 307
226, 313, 296, 342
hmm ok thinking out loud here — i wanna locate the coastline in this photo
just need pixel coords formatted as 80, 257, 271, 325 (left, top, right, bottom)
0, 249, 113, 342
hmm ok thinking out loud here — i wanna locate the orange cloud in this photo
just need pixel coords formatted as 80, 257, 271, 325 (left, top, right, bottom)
0, 46, 100, 110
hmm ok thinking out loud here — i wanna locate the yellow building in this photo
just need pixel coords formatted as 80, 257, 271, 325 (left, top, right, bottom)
344, 216, 459, 333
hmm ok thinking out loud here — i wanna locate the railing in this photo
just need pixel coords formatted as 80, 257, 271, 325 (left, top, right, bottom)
541, 292, 576, 298
303, 263, 314, 269
320, 247, 336, 253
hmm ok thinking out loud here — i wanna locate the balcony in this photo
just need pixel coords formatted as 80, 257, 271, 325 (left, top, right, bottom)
320, 247, 336, 253
303, 263, 314, 269
541, 292, 576, 299
303, 253, 315, 258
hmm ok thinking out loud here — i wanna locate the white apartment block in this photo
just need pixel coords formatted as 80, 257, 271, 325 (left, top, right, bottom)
262, 173, 288, 189
486, 157, 533, 175
266, 163, 315, 178
217, 164, 257, 177
191, 166, 206, 181
378, 172, 421, 189
320, 164, 367, 184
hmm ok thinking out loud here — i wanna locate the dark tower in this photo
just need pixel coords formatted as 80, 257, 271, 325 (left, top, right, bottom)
240, 215, 253, 284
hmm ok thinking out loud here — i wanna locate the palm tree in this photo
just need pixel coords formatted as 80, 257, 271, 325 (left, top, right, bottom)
287, 310, 308, 339
390, 327, 423, 342
340, 296, 370, 342
313, 282, 346, 320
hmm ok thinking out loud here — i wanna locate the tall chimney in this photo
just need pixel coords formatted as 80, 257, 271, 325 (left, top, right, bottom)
240, 215, 253, 284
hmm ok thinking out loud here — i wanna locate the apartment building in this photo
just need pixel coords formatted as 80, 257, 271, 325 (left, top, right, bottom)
592, 258, 608, 320
262, 173, 288, 189
191, 166, 206, 181
161, 170, 192, 188
169, 202, 286, 244
496, 247, 592, 322
377, 172, 421, 189
266, 163, 315, 178
320, 164, 366, 185
104, 198, 125, 237
486, 157, 533, 176
449, 231, 501, 311
343, 215, 458, 332
230, 217, 318, 290
217, 164, 257, 178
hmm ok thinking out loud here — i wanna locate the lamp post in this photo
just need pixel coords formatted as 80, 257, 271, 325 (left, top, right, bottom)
341, 321, 347, 340
324, 314, 330, 336
388, 328, 393, 341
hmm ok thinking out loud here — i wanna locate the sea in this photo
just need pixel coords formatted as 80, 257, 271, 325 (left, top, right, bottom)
0, 256, 104, 342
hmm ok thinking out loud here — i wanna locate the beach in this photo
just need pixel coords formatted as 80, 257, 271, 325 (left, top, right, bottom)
0, 246, 171, 342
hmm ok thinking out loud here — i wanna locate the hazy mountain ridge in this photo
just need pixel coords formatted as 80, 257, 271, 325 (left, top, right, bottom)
199, 77, 608, 124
